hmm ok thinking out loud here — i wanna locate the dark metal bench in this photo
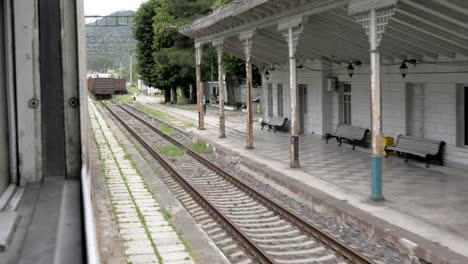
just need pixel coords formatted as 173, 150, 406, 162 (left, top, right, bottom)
325, 124, 369, 150
384, 135, 445, 167
261, 116, 288, 133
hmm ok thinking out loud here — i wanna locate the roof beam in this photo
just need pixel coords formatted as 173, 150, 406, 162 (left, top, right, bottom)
385, 28, 456, 58
401, 0, 468, 29
300, 33, 367, 63
396, 5, 468, 41
329, 8, 467, 57
306, 19, 400, 61
192, 0, 347, 44
389, 17, 468, 56
317, 12, 422, 60
427, 0, 468, 16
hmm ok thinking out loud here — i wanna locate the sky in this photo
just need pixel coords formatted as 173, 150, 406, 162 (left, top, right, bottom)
84, 0, 147, 15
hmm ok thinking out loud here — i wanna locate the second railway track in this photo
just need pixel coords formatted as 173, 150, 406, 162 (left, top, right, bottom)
102, 102, 375, 264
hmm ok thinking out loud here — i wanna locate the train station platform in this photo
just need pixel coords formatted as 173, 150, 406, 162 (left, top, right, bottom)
135, 95, 468, 263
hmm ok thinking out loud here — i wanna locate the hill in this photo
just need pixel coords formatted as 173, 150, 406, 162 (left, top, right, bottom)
86, 10, 136, 73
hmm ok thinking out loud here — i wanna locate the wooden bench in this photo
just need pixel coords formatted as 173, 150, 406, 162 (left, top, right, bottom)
261, 116, 288, 133
384, 135, 445, 167
325, 125, 369, 150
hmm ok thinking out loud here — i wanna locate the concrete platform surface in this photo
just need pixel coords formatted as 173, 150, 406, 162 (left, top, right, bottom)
136, 95, 468, 263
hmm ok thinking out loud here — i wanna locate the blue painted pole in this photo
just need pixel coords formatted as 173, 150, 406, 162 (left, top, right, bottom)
371, 156, 383, 200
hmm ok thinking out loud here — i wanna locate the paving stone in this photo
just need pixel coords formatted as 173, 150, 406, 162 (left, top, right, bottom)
127, 255, 159, 264
119, 222, 143, 229
125, 245, 155, 255
147, 225, 174, 232
118, 217, 140, 223
119, 227, 146, 235
151, 231, 179, 240
161, 251, 191, 262
164, 260, 194, 264
124, 240, 153, 249
121, 233, 150, 241
157, 244, 186, 253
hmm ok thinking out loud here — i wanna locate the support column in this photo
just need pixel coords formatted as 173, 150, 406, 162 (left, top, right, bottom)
351, 1, 395, 201
240, 31, 254, 149
260, 68, 266, 119
369, 9, 382, 201
195, 42, 204, 130
213, 39, 226, 138
279, 17, 303, 168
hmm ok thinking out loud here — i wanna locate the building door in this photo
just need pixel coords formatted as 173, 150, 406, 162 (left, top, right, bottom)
406, 83, 426, 137
298, 84, 307, 134
277, 84, 283, 116
267, 83, 273, 116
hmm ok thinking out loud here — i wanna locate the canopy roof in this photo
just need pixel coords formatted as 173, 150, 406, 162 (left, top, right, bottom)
180, 0, 468, 65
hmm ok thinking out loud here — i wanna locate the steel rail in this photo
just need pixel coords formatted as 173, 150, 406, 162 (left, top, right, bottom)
103, 102, 275, 264
119, 103, 375, 264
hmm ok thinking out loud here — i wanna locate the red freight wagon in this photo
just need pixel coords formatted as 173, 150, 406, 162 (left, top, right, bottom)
88, 78, 128, 100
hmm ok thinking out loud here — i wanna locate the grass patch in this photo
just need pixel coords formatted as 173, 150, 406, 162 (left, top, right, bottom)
113, 94, 134, 105
133, 102, 196, 130
135, 103, 170, 121
160, 124, 176, 135
156, 145, 186, 157
189, 140, 212, 154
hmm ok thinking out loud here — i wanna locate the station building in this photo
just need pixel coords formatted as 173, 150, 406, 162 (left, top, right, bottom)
180, 0, 468, 200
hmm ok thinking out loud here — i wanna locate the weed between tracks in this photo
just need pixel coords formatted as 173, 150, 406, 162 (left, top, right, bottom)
189, 140, 212, 154
156, 145, 186, 157
160, 124, 176, 135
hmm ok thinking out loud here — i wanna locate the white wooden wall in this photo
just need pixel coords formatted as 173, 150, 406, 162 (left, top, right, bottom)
265, 59, 468, 166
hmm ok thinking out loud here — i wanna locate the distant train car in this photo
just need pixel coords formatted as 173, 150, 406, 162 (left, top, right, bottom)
113, 78, 128, 95
88, 78, 116, 100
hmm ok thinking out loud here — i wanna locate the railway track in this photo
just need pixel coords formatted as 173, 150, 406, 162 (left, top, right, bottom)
102, 102, 375, 264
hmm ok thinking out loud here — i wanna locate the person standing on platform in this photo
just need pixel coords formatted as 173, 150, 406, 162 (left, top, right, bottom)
202, 96, 207, 114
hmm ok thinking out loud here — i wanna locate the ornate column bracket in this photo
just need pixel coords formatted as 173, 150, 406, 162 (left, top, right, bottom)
349, 0, 397, 48
195, 41, 203, 65
278, 16, 304, 56
239, 30, 255, 62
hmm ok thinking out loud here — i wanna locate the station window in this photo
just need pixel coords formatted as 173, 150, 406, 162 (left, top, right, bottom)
342, 84, 352, 125
267, 83, 273, 116
456, 85, 468, 147
277, 84, 283, 116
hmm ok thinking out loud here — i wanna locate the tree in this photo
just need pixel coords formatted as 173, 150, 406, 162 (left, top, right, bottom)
133, 0, 158, 89
133, 0, 261, 103
152, 0, 215, 103
211, 0, 232, 10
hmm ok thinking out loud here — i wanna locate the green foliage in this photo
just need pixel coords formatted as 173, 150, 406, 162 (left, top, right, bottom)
160, 124, 176, 135
156, 145, 186, 157
133, 1, 158, 88
189, 140, 212, 154
132, 0, 263, 101
134, 0, 222, 99
211, 0, 232, 10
